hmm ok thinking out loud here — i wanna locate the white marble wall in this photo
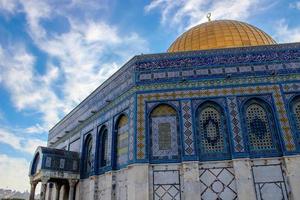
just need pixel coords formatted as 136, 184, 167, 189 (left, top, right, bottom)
76, 156, 300, 200
79, 178, 94, 200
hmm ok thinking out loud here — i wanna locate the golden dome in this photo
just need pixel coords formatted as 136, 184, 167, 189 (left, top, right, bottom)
168, 20, 276, 52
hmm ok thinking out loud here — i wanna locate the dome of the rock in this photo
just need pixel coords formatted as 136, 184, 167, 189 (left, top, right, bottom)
168, 20, 276, 52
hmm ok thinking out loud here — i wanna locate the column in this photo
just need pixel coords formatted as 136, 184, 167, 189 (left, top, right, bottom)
29, 180, 38, 200
68, 179, 78, 200
40, 177, 49, 200
182, 162, 201, 200
55, 182, 62, 200
47, 183, 53, 200
283, 155, 300, 199
232, 158, 256, 200
127, 164, 149, 200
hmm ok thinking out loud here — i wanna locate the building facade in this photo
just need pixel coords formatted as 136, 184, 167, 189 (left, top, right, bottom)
29, 20, 300, 200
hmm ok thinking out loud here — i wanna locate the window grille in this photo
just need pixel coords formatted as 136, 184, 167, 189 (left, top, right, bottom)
293, 101, 300, 132
199, 106, 225, 153
246, 104, 275, 151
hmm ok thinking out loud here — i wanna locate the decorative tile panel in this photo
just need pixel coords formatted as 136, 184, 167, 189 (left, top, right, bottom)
283, 83, 300, 92
136, 85, 296, 159
136, 44, 300, 71
199, 166, 237, 200
180, 100, 195, 156
227, 97, 245, 152
128, 97, 135, 161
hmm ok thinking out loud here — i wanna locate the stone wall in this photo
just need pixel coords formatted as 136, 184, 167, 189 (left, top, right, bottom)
78, 156, 300, 200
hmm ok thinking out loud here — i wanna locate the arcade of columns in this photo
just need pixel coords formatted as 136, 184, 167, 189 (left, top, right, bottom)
29, 178, 78, 200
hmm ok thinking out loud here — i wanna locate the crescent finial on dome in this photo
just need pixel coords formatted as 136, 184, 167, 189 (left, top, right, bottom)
207, 13, 211, 22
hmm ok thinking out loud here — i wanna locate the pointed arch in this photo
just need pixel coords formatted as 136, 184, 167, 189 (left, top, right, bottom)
97, 125, 109, 168
114, 114, 129, 168
289, 96, 300, 146
83, 134, 93, 176
196, 101, 230, 160
31, 152, 40, 175
243, 98, 281, 156
149, 104, 180, 161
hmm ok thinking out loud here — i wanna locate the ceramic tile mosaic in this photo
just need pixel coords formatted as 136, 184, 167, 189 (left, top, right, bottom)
180, 100, 195, 156
227, 97, 245, 152
136, 85, 296, 159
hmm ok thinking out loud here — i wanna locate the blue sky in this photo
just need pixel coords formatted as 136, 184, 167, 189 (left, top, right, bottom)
0, 0, 300, 192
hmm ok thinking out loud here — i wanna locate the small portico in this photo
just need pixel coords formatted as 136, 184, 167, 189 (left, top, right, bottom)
29, 147, 80, 200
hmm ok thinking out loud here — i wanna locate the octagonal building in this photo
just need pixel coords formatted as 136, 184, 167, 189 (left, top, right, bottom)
29, 20, 300, 200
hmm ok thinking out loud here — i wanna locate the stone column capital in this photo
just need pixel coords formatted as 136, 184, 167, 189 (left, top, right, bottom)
55, 182, 63, 190
41, 176, 50, 184
30, 180, 38, 187
68, 179, 78, 187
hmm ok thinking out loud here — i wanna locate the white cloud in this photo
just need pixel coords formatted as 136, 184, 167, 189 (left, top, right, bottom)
0, 0, 148, 132
0, 44, 63, 129
0, 0, 148, 193
145, 0, 269, 32
0, 128, 46, 154
274, 19, 300, 43
0, 0, 19, 14
25, 124, 47, 134
0, 154, 30, 192
289, 1, 300, 9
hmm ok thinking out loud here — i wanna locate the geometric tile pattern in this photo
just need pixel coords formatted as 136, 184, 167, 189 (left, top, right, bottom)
227, 97, 245, 152
153, 170, 181, 200
180, 100, 195, 156
272, 87, 296, 151
128, 97, 135, 161
252, 164, 289, 200
136, 85, 296, 159
283, 83, 300, 92
199, 167, 237, 200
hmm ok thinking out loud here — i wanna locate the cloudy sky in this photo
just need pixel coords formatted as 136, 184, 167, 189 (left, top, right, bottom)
0, 0, 300, 192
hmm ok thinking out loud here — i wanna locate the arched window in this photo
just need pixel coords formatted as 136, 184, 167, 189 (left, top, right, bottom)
150, 104, 179, 160
116, 115, 129, 167
244, 99, 280, 155
84, 135, 93, 175
197, 103, 230, 159
31, 153, 40, 175
99, 127, 108, 167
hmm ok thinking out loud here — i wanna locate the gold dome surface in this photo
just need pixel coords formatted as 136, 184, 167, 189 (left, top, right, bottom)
168, 20, 276, 52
